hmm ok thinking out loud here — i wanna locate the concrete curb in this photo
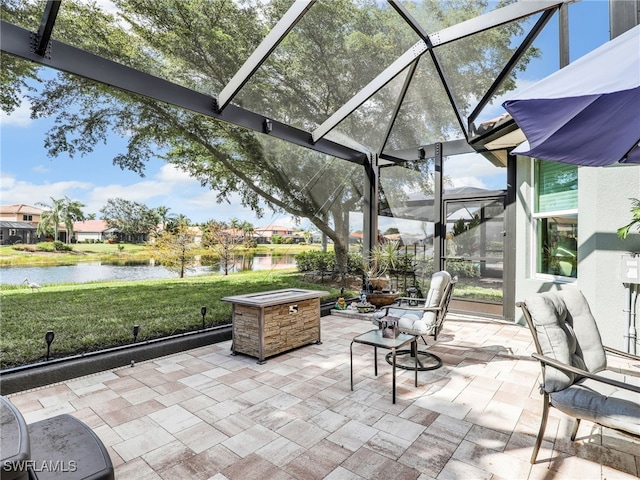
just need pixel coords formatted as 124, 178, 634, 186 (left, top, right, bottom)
0, 326, 232, 395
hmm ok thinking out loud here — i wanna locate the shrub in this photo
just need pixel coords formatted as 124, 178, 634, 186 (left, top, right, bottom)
347, 252, 364, 275
295, 250, 334, 272
11, 243, 36, 252
36, 242, 54, 252
446, 259, 480, 279
52, 241, 73, 251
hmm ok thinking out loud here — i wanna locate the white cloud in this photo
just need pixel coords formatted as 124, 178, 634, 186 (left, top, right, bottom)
0, 173, 93, 206
445, 152, 506, 186
155, 164, 197, 184
89, 181, 170, 204
450, 176, 487, 189
0, 99, 32, 127
178, 190, 289, 226
0, 160, 293, 225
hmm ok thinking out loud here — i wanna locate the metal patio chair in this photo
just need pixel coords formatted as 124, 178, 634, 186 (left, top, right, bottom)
517, 289, 640, 464
373, 270, 457, 371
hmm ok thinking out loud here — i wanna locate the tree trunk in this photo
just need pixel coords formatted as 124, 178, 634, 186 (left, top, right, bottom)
332, 208, 351, 276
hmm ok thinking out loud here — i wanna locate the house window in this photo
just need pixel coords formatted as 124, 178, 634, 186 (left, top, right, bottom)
534, 160, 578, 278
22, 214, 33, 221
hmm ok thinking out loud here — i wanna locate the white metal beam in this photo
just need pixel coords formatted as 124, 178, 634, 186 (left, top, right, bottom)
311, 0, 570, 143
311, 42, 427, 143
216, 0, 315, 112
430, 0, 572, 46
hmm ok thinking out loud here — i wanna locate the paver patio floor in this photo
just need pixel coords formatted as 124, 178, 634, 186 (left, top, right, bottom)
6, 314, 640, 479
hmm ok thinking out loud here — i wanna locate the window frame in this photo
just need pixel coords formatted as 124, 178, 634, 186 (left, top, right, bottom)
531, 160, 578, 283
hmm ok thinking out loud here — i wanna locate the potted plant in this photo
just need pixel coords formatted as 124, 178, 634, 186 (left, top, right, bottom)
618, 198, 640, 240
363, 240, 400, 292
362, 241, 402, 308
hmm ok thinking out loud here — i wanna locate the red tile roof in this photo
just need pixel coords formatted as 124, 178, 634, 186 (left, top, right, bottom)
73, 220, 109, 232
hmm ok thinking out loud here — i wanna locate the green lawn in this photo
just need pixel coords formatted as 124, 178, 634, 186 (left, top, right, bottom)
0, 271, 352, 369
0, 243, 151, 266
0, 242, 328, 267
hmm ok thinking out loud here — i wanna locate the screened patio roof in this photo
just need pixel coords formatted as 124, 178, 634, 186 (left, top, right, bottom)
1, 0, 576, 166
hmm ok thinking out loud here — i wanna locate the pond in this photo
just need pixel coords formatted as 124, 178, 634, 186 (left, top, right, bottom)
0, 253, 296, 286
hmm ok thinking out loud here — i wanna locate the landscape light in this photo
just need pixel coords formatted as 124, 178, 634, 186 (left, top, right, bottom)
133, 324, 140, 342
201, 306, 207, 329
45, 330, 55, 361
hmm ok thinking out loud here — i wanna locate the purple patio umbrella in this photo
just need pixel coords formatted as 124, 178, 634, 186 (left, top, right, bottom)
503, 25, 640, 166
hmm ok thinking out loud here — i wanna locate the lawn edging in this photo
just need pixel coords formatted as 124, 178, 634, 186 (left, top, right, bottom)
0, 325, 232, 395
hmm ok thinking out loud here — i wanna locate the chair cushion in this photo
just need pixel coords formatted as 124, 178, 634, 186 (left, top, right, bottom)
525, 291, 584, 392
559, 289, 606, 373
397, 313, 432, 336
525, 289, 607, 393
419, 271, 451, 328
373, 271, 452, 335
372, 309, 433, 335
551, 371, 640, 435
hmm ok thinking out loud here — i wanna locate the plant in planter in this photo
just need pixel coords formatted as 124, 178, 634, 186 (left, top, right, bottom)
361, 241, 404, 308
363, 240, 400, 292
617, 198, 640, 240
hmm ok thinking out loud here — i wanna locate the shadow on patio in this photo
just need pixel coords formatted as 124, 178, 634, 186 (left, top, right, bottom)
5, 314, 639, 479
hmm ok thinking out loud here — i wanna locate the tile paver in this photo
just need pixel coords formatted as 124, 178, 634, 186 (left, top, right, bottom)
5, 314, 639, 479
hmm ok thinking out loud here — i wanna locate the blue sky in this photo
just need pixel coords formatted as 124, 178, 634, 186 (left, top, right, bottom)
0, 1, 610, 227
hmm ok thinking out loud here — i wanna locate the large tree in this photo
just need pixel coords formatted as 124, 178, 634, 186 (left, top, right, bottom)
2, 0, 534, 272
100, 198, 158, 242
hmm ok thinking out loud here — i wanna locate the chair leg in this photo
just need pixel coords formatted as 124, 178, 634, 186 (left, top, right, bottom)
531, 393, 550, 464
570, 418, 581, 441
384, 348, 442, 371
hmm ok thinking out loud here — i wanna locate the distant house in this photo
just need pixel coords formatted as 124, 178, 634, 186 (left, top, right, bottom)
0, 204, 44, 245
349, 231, 364, 245
0, 204, 43, 224
188, 226, 203, 244
73, 220, 110, 243
254, 225, 304, 244
73, 221, 151, 244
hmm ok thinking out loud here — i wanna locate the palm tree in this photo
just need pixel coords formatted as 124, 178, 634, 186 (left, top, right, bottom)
37, 196, 85, 243
618, 198, 640, 239
155, 205, 176, 232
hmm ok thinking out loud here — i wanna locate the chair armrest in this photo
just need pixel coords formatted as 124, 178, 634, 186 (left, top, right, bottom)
604, 346, 640, 362
531, 352, 640, 394
391, 298, 443, 312
422, 306, 443, 312
393, 297, 426, 304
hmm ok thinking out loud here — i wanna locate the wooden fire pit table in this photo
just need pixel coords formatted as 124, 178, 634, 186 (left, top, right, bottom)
222, 288, 329, 363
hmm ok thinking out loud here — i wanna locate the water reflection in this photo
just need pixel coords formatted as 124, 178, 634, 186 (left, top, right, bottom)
0, 253, 296, 286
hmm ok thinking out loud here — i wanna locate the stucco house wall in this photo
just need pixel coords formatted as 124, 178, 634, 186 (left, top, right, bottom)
515, 158, 640, 351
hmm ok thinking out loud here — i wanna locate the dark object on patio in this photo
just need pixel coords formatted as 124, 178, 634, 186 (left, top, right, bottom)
1, 396, 29, 480
517, 289, 640, 464
373, 271, 457, 371
365, 292, 399, 308
0, 396, 114, 480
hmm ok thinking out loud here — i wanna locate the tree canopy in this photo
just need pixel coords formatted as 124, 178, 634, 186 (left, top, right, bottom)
2, 0, 535, 271
100, 198, 158, 241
